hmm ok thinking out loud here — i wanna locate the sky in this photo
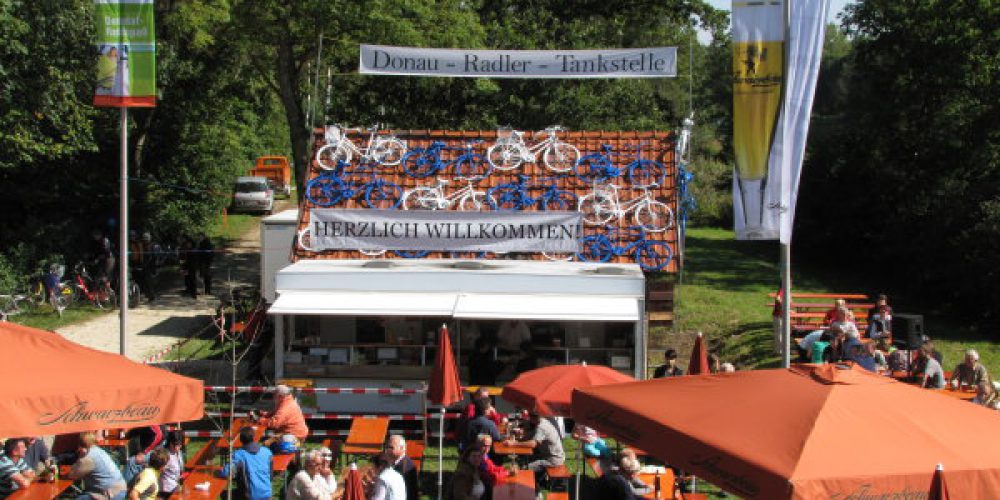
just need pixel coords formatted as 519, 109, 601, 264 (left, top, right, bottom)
698, 0, 852, 44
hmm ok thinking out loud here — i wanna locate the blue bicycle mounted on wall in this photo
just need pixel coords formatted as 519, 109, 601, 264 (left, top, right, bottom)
486, 175, 578, 211
304, 162, 403, 209
574, 143, 667, 187
401, 141, 492, 179
577, 225, 673, 271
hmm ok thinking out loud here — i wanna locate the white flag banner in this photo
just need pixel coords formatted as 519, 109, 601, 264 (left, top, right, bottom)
359, 44, 677, 78
306, 209, 582, 253
732, 0, 829, 241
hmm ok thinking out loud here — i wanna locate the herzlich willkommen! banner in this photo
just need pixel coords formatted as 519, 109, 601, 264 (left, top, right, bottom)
359, 45, 677, 79
93, 0, 156, 107
732, 0, 829, 242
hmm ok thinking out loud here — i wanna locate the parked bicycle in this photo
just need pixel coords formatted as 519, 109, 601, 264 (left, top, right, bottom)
305, 163, 403, 209
487, 175, 578, 211
575, 143, 666, 187
577, 226, 673, 271
578, 182, 674, 232
486, 126, 580, 173
71, 263, 116, 310
0, 292, 33, 322
402, 177, 487, 211
315, 124, 407, 170
401, 141, 492, 179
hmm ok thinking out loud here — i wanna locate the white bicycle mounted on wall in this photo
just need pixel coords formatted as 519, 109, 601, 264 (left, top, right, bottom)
402, 178, 487, 211
315, 124, 407, 170
578, 182, 674, 232
486, 125, 581, 173
298, 226, 387, 257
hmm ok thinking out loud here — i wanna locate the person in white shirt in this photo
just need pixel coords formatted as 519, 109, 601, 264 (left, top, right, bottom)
313, 448, 337, 498
367, 453, 406, 500
286, 450, 335, 500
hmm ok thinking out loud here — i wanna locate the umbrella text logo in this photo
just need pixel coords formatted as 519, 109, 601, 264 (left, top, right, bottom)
38, 401, 161, 426
688, 454, 759, 498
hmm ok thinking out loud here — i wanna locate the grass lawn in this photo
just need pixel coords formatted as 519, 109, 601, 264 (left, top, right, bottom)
8, 302, 111, 331
676, 226, 1000, 377
209, 212, 260, 244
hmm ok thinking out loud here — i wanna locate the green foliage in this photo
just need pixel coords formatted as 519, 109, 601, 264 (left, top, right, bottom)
796, 0, 1000, 325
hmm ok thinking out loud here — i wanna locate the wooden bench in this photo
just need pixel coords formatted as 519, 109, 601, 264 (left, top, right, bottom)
546, 464, 572, 493
406, 440, 425, 472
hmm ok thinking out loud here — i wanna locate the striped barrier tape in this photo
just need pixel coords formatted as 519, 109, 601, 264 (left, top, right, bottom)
182, 429, 424, 438
204, 386, 425, 395
206, 412, 427, 420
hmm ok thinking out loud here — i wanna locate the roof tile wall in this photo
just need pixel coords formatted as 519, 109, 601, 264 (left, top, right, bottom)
295, 128, 678, 274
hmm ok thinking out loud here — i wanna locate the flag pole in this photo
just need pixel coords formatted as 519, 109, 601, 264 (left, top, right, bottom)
779, 0, 792, 369
119, 106, 129, 357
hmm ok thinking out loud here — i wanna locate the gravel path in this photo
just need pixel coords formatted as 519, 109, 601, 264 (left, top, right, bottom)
55, 202, 287, 361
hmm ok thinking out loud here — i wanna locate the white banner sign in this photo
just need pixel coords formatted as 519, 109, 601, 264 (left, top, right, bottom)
306, 209, 582, 253
359, 44, 677, 78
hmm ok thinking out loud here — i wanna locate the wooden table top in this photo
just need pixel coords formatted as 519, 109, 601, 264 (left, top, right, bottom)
7, 479, 75, 500
273, 453, 296, 473
492, 469, 535, 500
170, 466, 228, 499
494, 440, 534, 456
342, 417, 390, 455
215, 418, 264, 450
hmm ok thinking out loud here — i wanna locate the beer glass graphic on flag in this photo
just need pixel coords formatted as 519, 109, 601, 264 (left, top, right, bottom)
732, 0, 784, 239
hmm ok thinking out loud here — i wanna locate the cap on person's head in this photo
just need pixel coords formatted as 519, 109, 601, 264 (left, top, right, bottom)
238, 426, 255, 446
665, 349, 677, 360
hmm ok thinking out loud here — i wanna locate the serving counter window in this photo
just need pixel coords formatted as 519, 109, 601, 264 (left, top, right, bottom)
281, 315, 637, 381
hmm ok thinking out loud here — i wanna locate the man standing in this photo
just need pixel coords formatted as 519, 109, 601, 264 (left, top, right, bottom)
653, 349, 684, 378
196, 234, 214, 296
950, 349, 990, 390
253, 385, 309, 443
386, 435, 419, 500
217, 427, 272, 500
0, 438, 36, 497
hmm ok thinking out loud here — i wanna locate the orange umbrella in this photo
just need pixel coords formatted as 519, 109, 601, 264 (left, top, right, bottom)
427, 323, 462, 500
572, 363, 1000, 499
502, 362, 634, 417
929, 463, 950, 500
0, 322, 203, 436
687, 331, 709, 375
341, 463, 365, 500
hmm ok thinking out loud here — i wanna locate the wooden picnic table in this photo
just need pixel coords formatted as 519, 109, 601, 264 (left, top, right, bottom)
7, 479, 75, 500
493, 440, 534, 457
273, 453, 296, 473
492, 469, 535, 500
342, 417, 390, 456
215, 418, 264, 450
170, 466, 228, 499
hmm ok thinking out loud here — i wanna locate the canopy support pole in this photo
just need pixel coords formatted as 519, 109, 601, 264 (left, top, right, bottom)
437, 406, 445, 500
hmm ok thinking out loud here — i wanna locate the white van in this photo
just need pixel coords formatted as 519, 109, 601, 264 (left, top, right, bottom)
232, 176, 274, 214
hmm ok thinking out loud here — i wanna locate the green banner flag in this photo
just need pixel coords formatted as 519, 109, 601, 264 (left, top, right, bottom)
93, 0, 156, 107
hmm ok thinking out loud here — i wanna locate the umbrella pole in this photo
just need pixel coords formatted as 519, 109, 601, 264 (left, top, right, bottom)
438, 406, 445, 500
575, 445, 582, 500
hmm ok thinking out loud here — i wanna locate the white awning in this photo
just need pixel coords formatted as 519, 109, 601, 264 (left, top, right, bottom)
453, 294, 640, 322
269, 291, 457, 317
269, 290, 640, 322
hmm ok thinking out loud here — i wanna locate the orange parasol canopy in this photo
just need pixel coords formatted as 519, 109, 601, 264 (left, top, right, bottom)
687, 331, 709, 375
572, 363, 1000, 499
502, 363, 634, 416
427, 324, 463, 407
0, 322, 204, 436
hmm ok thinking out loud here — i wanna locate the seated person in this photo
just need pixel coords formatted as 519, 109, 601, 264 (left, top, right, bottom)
159, 431, 185, 498
844, 339, 877, 372
386, 435, 417, 500
823, 299, 848, 325
950, 349, 990, 390
971, 380, 1000, 410
573, 425, 613, 471
128, 448, 168, 500
365, 453, 407, 500
449, 445, 485, 500
0, 438, 36, 497
919, 347, 947, 389
828, 307, 860, 342
253, 384, 309, 444
505, 413, 565, 484
475, 434, 510, 493
597, 455, 647, 500
217, 427, 273, 500
285, 449, 335, 500
808, 332, 832, 364
463, 387, 503, 427
463, 398, 503, 450
866, 294, 893, 339
619, 455, 652, 497
922, 336, 944, 365
71, 432, 128, 500
796, 330, 824, 362
653, 349, 683, 378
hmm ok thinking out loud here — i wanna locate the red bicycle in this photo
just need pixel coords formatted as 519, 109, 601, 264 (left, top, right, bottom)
72, 264, 116, 310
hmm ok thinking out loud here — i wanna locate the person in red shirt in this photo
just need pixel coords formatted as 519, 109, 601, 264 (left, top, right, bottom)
252, 385, 309, 443
463, 387, 503, 427
476, 433, 511, 494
